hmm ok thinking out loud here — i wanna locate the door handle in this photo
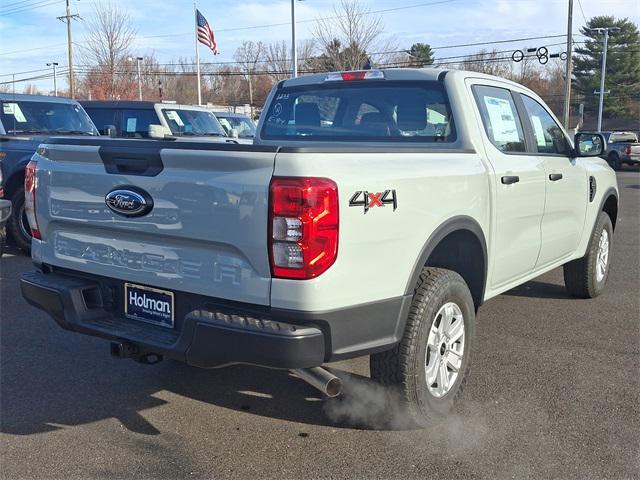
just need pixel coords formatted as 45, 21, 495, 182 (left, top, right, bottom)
501, 175, 520, 185
549, 173, 563, 181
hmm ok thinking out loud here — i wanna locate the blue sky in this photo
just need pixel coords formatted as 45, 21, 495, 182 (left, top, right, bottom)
1, 0, 638, 93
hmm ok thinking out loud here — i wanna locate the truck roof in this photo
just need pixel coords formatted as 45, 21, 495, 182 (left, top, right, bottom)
80, 100, 212, 111
0, 93, 80, 104
277, 68, 527, 90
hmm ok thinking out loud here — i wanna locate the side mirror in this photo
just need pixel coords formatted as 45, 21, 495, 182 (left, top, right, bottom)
104, 125, 117, 138
574, 132, 606, 157
229, 128, 239, 139
148, 124, 169, 139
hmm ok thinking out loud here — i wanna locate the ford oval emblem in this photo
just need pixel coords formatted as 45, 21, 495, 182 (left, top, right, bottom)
105, 187, 153, 217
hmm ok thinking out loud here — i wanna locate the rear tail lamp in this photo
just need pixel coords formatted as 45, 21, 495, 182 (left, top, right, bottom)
623, 146, 631, 154
269, 177, 338, 279
24, 160, 41, 240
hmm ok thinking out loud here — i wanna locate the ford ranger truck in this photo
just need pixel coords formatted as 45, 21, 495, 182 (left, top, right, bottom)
20, 69, 618, 426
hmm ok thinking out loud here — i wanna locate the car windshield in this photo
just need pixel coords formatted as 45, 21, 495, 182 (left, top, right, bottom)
217, 115, 256, 138
261, 80, 456, 143
0, 100, 97, 135
160, 108, 226, 137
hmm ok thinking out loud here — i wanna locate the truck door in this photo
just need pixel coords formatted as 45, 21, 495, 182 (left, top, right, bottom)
471, 84, 546, 288
516, 93, 588, 267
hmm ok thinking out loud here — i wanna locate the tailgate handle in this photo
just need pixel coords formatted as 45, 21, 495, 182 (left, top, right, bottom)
99, 146, 164, 177
112, 156, 149, 174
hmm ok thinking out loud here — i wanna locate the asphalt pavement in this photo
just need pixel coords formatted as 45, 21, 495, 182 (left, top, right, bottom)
1, 170, 638, 480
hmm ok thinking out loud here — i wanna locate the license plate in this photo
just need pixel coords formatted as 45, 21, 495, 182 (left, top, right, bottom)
124, 283, 175, 328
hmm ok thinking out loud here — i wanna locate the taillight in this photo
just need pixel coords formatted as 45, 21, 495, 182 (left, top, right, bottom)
623, 146, 631, 154
269, 177, 338, 279
24, 160, 41, 240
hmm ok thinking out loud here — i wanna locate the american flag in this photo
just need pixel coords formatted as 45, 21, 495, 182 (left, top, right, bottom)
196, 9, 218, 54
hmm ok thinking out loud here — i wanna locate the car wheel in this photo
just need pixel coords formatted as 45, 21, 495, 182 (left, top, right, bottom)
563, 211, 613, 298
608, 152, 622, 171
7, 185, 32, 253
370, 267, 475, 427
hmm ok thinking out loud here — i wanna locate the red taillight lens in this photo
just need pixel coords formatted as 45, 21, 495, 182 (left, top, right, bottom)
24, 160, 41, 240
624, 146, 631, 154
269, 177, 338, 279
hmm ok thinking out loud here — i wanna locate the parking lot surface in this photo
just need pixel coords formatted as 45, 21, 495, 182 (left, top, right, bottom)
1, 170, 638, 480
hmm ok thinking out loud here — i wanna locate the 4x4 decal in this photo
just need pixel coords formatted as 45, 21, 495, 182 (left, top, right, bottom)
349, 190, 397, 214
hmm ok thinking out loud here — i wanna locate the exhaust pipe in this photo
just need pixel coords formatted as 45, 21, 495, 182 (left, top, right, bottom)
292, 367, 343, 398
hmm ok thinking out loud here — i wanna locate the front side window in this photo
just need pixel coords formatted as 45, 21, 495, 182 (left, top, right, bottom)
0, 101, 97, 135
160, 109, 226, 137
261, 81, 456, 143
217, 115, 256, 138
520, 95, 571, 155
472, 85, 526, 153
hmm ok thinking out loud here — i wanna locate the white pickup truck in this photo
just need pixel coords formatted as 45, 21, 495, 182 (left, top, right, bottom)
21, 69, 618, 426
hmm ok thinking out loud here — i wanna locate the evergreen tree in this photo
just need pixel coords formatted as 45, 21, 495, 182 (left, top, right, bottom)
407, 43, 434, 67
573, 16, 640, 119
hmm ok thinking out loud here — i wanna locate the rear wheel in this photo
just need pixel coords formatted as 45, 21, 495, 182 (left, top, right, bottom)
607, 152, 622, 171
563, 212, 613, 298
7, 186, 32, 253
370, 268, 475, 427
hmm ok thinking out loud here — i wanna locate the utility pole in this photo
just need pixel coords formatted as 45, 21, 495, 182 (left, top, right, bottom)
562, 0, 573, 129
57, 0, 79, 98
291, 0, 297, 77
47, 62, 59, 96
591, 26, 620, 132
136, 57, 143, 100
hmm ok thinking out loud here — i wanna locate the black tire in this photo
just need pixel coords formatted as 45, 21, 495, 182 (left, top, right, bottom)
563, 212, 613, 298
608, 152, 622, 171
370, 268, 475, 427
6, 186, 32, 253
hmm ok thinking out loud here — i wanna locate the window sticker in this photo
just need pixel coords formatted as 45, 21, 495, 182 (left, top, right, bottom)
126, 117, 137, 132
484, 96, 520, 143
530, 115, 547, 147
165, 110, 184, 126
3, 103, 27, 122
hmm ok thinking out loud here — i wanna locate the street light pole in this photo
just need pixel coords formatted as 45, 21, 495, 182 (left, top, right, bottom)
591, 26, 620, 132
291, 0, 297, 78
136, 57, 143, 100
562, 0, 573, 129
47, 62, 59, 96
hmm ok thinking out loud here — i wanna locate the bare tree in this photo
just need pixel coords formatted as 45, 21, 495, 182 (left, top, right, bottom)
80, 0, 137, 99
265, 39, 317, 80
234, 41, 266, 117
313, 0, 384, 71
459, 49, 513, 78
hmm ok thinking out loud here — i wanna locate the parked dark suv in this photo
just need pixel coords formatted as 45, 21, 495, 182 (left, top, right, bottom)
0, 93, 98, 251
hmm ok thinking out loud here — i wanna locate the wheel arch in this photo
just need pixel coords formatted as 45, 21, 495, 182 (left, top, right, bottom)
405, 216, 488, 308
600, 188, 618, 232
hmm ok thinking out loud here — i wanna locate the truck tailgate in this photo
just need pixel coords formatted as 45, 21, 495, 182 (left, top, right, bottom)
32, 139, 277, 305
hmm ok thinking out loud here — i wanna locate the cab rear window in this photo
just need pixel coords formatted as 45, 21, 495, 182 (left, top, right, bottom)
261, 81, 456, 143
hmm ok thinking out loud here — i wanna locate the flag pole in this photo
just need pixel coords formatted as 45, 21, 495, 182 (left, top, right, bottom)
194, 2, 202, 105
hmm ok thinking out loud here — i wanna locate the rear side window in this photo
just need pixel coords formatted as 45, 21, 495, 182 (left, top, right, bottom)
472, 85, 526, 153
520, 95, 571, 155
83, 108, 115, 134
120, 109, 159, 138
261, 81, 456, 143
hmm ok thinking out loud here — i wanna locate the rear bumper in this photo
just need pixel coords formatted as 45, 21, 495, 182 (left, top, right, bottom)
21, 268, 410, 369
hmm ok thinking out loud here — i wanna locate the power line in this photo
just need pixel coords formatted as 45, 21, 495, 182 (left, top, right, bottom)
0, 0, 63, 16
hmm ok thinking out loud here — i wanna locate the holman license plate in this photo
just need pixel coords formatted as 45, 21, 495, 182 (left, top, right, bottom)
124, 283, 175, 328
